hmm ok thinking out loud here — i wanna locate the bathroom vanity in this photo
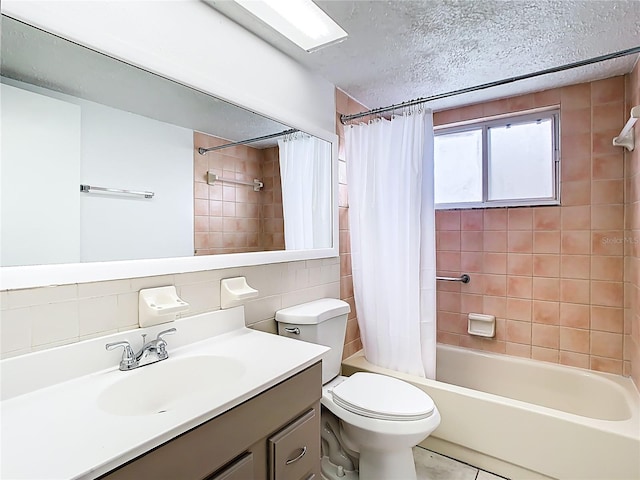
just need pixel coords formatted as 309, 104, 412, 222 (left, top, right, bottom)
100, 364, 321, 480
0, 307, 328, 479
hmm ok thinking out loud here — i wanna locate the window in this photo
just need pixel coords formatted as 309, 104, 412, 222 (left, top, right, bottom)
434, 109, 559, 209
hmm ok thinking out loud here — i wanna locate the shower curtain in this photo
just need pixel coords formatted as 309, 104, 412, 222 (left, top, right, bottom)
345, 110, 436, 378
278, 133, 332, 250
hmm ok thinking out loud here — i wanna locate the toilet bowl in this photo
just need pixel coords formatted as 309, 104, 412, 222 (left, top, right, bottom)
276, 299, 441, 480
321, 374, 440, 480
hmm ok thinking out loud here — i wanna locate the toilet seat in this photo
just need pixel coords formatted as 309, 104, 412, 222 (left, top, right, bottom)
330, 373, 435, 421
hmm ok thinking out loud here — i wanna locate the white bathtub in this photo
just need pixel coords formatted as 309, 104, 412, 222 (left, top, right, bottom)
342, 345, 640, 480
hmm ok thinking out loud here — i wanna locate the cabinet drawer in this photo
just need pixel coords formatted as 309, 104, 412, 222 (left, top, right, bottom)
207, 452, 253, 480
269, 406, 320, 480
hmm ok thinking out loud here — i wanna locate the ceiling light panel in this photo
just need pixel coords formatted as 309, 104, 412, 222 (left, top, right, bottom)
233, 0, 347, 52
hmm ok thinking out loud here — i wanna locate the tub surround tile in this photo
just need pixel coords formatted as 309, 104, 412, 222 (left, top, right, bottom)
559, 350, 590, 369
533, 207, 561, 230
560, 327, 590, 354
533, 301, 560, 325
507, 276, 532, 299
483, 253, 507, 274
561, 231, 591, 255
505, 342, 532, 358
590, 331, 623, 359
508, 253, 533, 276
506, 319, 532, 344
560, 255, 591, 279
593, 155, 624, 180
534, 231, 561, 254
531, 346, 559, 363
590, 306, 624, 333
562, 205, 591, 230
590, 355, 623, 375
532, 324, 560, 349
560, 279, 590, 305
533, 277, 560, 301
561, 181, 591, 206
508, 231, 533, 253
559, 303, 590, 329
484, 209, 507, 230
507, 298, 532, 322
533, 255, 560, 278
461, 210, 484, 230
434, 78, 628, 376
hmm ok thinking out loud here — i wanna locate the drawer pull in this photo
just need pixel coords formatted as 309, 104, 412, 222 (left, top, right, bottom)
285, 446, 307, 465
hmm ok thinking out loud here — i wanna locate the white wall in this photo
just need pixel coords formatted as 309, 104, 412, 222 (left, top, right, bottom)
1, 84, 81, 267
2, 79, 194, 263
1, 1, 336, 137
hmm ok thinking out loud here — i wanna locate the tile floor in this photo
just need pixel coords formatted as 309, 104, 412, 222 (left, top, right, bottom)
413, 447, 508, 480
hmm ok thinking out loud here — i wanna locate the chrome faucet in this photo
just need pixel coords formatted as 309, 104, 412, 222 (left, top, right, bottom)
105, 328, 177, 371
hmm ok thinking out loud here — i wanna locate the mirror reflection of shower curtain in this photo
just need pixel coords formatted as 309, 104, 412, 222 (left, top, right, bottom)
278, 133, 332, 250
345, 110, 436, 379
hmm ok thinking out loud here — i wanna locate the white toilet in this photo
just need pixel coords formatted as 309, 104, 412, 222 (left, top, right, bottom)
276, 298, 441, 480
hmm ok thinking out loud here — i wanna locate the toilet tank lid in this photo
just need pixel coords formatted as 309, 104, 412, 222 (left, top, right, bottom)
275, 298, 351, 324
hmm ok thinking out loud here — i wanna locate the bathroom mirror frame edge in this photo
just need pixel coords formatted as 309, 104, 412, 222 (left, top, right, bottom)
0, 5, 340, 290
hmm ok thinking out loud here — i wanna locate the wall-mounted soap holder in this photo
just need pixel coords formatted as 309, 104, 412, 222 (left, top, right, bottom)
139, 286, 190, 327
221, 276, 258, 309
468, 313, 496, 338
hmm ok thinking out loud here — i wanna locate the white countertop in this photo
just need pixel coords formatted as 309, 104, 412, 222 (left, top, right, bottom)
0, 307, 328, 479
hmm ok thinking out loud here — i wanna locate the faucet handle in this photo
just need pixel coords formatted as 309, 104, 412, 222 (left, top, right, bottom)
154, 328, 176, 359
105, 341, 136, 370
156, 327, 177, 342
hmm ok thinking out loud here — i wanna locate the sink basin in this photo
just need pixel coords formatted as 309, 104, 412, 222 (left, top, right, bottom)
97, 355, 246, 416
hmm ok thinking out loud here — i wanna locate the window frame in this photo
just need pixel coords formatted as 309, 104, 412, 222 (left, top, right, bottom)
434, 108, 560, 210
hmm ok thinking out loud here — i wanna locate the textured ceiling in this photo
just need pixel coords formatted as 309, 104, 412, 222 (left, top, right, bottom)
211, 0, 640, 113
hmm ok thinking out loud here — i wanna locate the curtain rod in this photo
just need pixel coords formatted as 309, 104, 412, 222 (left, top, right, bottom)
340, 45, 640, 124
197, 128, 298, 155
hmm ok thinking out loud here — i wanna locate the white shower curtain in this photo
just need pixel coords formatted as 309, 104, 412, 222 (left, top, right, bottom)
278, 133, 332, 250
345, 110, 436, 378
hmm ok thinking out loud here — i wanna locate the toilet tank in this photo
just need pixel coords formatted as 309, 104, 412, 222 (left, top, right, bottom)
275, 298, 351, 384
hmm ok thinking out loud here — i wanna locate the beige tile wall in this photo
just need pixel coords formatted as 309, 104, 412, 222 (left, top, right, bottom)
434, 77, 628, 375
193, 132, 283, 255
624, 60, 640, 388
0, 258, 340, 359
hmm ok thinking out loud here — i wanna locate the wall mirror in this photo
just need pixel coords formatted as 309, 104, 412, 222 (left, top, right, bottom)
0, 16, 337, 289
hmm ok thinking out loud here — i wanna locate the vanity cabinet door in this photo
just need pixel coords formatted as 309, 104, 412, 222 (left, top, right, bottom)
207, 452, 253, 480
269, 406, 320, 480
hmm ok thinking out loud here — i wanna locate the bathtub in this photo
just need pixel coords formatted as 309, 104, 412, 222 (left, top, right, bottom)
342, 345, 640, 480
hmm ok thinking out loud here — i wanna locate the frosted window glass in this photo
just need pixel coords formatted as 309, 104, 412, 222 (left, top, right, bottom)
488, 119, 554, 201
434, 129, 483, 204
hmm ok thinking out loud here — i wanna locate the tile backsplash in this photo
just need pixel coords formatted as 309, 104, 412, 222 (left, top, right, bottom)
0, 258, 340, 359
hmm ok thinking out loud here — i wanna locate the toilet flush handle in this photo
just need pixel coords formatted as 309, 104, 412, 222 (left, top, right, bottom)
284, 327, 300, 335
